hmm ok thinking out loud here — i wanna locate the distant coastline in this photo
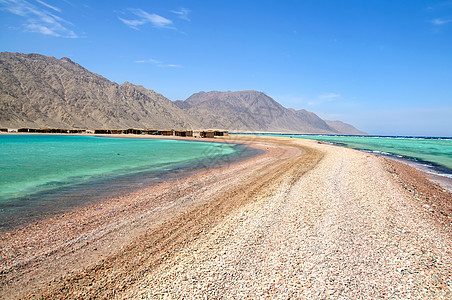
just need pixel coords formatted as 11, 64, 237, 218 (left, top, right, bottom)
0, 127, 229, 138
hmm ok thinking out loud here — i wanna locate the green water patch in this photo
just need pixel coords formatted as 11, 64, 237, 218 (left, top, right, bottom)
233, 133, 452, 175
0, 135, 259, 228
293, 135, 452, 171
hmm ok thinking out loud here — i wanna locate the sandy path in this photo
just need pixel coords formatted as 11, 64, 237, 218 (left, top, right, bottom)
124, 139, 452, 299
1, 137, 451, 299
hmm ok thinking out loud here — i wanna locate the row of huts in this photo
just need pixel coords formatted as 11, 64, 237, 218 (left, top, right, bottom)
5, 128, 228, 138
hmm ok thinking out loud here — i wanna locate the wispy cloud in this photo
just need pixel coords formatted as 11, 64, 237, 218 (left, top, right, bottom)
135, 58, 181, 68
430, 18, 452, 25
318, 93, 341, 99
35, 0, 60, 12
119, 9, 173, 30
426, 1, 452, 11
171, 7, 190, 21
0, 0, 78, 37
135, 58, 161, 64
307, 93, 341, 106
166, 64, 182, 68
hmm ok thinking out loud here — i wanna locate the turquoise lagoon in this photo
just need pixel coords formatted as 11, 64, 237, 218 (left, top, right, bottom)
0, 135, 257, 228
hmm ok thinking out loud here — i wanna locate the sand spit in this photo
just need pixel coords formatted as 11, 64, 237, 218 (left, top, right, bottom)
1, 136, 451, 299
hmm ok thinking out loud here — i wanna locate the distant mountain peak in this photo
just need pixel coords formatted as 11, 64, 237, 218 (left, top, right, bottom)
0, 52, 365, 134
176, 90, 362, 134
60, 57, 75, 64
325, 120, 367, 135
0, 52, 200, 130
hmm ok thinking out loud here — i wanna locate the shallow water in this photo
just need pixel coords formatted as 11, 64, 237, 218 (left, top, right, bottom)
236, 133, 452, 178
294, 135, 452, 174
0, 135, 258, 229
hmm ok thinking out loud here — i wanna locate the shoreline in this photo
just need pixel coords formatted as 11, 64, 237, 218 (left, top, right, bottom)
1, 136, 451, 298
293, 136, 452, 193
230, 133, 452, 179
0, 134, 263, 232
5, 132, 452, 189
1, 135, 303, 298
313, 139, 452, 193
384, 156, 452, 192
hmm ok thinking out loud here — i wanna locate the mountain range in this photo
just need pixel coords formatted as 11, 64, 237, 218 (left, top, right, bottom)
0, 52, 365, 135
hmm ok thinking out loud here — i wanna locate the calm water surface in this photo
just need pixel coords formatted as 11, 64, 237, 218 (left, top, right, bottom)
294, 135, 451, 169
0, 135, 258, 229
236, 133, 452, 177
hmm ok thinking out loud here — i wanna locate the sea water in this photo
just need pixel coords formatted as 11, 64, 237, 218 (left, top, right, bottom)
0, 135, 257, 229
294, 135, 452, 173
238, 133, 452, 177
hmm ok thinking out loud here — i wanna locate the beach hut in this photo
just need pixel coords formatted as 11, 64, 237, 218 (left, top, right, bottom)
46, 128, 69, 133
161, 130, 175, 136
174, 130, 193, 137
214, 130, 229, 136
68, 129, 82, 134
94, 129, 112, 134
124, 128, 143, 135
143, 129, 165, 135
200, 131, 215, 138
0, 128, 7, 132
109, 129, 123, 134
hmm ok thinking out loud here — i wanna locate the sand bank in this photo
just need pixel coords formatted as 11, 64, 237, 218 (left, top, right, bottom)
1, 136, 451, 299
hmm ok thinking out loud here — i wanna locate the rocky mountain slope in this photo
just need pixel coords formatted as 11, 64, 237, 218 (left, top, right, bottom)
325, 120, 366, 135
0, 52, 365, 134
177, 90, 311, 132
175, 91, 365, 134
0, 52, 200, 129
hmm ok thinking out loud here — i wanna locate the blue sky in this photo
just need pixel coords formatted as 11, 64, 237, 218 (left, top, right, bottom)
1, 0, 451, 136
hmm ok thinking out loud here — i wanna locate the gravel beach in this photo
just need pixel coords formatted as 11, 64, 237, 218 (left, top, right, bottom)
1, 136, 451, 299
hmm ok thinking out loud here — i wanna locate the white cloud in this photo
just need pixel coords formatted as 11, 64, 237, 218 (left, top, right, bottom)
35, 0, 60, 12
304, 92, 342, 107
26, 23, 57, 36
135, 58, 181, 68
118, 17, 146, 28
0, 0, 78, 37
135, 58, 161, 64
171, 7, 190, 21
430, 18, 452, 25
119, 9, 173, 30
318, 93, 341, 99
167, 64, 182, 68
